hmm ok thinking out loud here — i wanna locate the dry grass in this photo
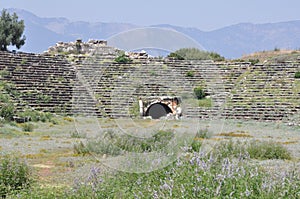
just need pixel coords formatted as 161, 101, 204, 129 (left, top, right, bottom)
216, 131, 253, 138
241, 49, 300, 63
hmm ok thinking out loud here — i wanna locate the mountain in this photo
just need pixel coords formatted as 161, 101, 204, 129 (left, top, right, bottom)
7, 8, 300, 58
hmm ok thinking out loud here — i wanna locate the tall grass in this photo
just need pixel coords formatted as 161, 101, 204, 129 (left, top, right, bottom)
68, 140, 298, 198
0, 155, 33, 197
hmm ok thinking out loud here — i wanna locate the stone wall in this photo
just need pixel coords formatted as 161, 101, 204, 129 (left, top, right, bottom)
0, 51, 76, 113
0, 49, 299, 125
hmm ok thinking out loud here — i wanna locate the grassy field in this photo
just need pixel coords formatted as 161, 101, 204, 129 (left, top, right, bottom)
0, 117, 299, 198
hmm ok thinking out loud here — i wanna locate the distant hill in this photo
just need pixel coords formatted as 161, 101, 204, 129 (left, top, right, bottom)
7, 8, 300, 58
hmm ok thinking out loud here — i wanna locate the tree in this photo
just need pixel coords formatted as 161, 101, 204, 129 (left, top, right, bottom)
0, 9, 26, 51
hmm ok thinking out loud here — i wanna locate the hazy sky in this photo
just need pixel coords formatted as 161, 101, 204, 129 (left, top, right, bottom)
1, 0, 300, 31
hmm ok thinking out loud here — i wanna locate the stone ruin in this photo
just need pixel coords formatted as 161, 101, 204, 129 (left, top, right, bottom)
139, 96, 182, 119
47, 39, 108, 54
0, 41, 299, 125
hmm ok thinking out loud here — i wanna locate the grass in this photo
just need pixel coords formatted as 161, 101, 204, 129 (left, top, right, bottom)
13, 139, 298, 199
247, 140, 292, 160
0, 155, 33, 197
198, 98, 212, 107
1, 118, 299, 198
73, 129, 175, 156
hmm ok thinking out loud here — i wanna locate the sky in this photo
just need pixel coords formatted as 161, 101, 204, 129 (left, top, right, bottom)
1, 0, 300, 31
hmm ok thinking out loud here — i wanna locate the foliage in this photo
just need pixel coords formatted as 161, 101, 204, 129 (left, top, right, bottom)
0, 9, 26, 51
246, 140, 291, 160
17, 109, 53, 123
70, 131, 86, 138
213, 140, 292, 160
248, 58, 259, 65
295, 71, 300, 78
114, 54, 132, 64
198, 98, 212, 107
0, 94, 14, 120
21, 123, 34, 132
73, 129, 175, 156
186, 70, 195, 77
0, 82, 15, 120
7, 139, 299, 198
168, 48, 225, 61
0, 155, 33, 197
68, 140, 299, 199
167, 52, 185, 60
193, 86, 206, 99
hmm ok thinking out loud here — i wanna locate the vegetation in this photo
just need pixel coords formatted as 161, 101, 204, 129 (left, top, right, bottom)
246, 140, 291, 160
186, 70, 195, 77
0, 155, 33, 197
0, 81, 16, 121
193, 86, 206, 100
167, 52, 185, 60
198, 98, 212, 107
168, 48, 225, 61
0, 9, 26, 51
114, 54, 132, 64
74, 130, 174, 156
295, 71, 300, 78
55, 140, 298, 198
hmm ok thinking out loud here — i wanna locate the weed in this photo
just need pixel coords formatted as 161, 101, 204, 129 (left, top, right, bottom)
193, 86, 206, 100
198, 98, 212, 107
247, 140, 292, 160
186, 70, 195, 77
22, 123, 34, 132
0, 155, 33, 197
70, 131, 86, 138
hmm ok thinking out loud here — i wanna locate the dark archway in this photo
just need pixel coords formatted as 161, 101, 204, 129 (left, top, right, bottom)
145, 103, 173, 119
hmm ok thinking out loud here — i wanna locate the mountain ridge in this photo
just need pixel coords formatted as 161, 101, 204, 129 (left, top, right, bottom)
6, 8, 300, 58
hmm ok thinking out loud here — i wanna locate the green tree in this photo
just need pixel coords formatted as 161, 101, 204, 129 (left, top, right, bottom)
0, 9, 26, 51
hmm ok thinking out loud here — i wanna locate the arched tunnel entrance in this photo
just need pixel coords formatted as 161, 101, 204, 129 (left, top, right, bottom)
145, 103, 173, 119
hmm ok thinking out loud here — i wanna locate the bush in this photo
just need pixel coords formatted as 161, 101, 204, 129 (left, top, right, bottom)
247, 141, 291, 160
193, 87, 206, 99
22, 123, 34, 132
70, 140, 299, 199
73, 130, 175, 156
0, 155, 32, 197
295, 71, 300, 78
186, 71, 195, 77
198, 98, 212, 107
248, 59, 259, 65
168, 48, 225, 61
17, 109, 53, 123
114, 54, 132, 64
167, 52, 185, 60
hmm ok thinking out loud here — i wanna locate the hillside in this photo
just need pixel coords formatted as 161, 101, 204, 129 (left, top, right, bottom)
6, 8, 300, 58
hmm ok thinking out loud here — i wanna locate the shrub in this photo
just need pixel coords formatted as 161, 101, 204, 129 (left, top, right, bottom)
70, 131, 86, 138
114, 54, 132, 64
73, 130, 175, 156
248, 59, 259, 65
0, 155, 32, 197
168, 48, 225, 61
70, 140, 299, 199
0, 98, 14, 120
167, 52, 185, 60
73, 141, 91, 156
17, 109, 53, 122
198, 98, 212, 107
193, 87, 206, 99
186, 71, 195, 77
247, 140, 291, 160
295, 71, 300, 78
22, 123, 34, 132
